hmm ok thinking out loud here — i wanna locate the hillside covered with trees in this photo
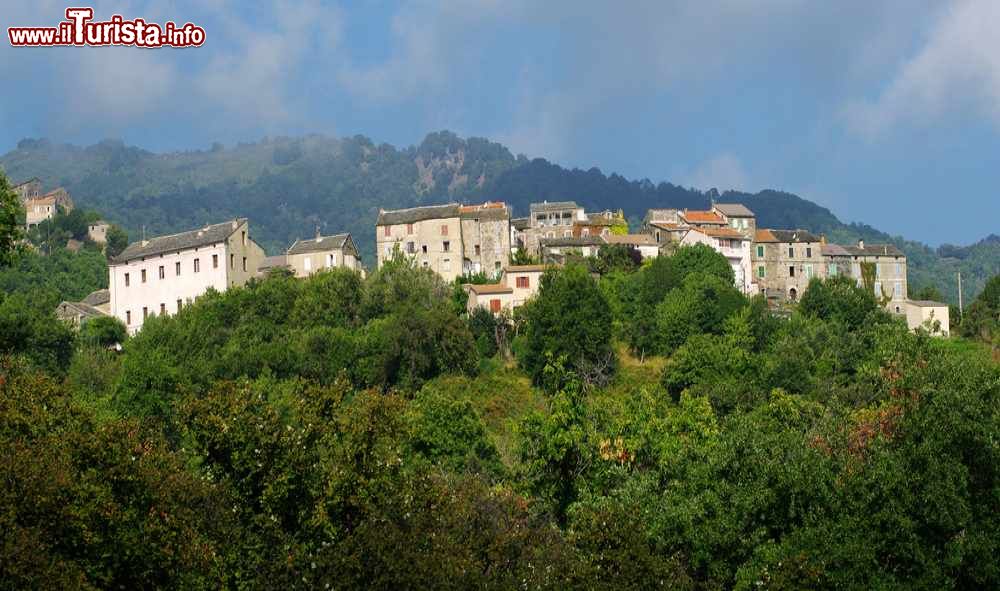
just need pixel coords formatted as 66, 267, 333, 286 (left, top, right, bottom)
1, 133, 995, 303
1, 230, 998, 587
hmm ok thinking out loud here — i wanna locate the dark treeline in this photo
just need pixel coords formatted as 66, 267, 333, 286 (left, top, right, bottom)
1, 233, 998, 589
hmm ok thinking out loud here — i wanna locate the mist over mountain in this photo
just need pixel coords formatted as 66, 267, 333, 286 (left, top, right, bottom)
2, 131, 995, 303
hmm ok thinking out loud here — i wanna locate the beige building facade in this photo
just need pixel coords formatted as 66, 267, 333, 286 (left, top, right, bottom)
109, 219, 265, 334
376, 202, 510, 282
903, 300, 949, 336
286, 232, 361, 278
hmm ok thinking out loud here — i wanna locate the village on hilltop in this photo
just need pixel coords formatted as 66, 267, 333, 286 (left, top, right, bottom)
18, 174, 945, 338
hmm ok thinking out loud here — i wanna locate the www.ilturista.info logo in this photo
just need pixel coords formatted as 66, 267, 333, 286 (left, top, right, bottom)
8, 7, 205, 47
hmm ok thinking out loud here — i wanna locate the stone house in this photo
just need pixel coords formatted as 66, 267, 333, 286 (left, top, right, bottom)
539, 235, 606, 263
12, 178, 42, 201
603, 233, 660, 260
465, 263, 550, 313
23, 187, 74, 228
521, 201, 587, 255
109, 218, 266, 334
502, 264, 548, 307
681, 227, 755, 294
837, 240, 908, 312
711, 203, 756, 239
903, 300, 949, 336
286, 232, 361, 278
464, 283, 515, 314
88, 221, 110, 244
56, 301, 108, 328
752, 229, 825, 301
460, 202, 511, 276
376, 202, 511, 282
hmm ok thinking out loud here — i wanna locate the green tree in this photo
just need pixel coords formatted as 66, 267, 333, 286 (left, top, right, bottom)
655, 272, 746, 355
799, 275, 885, 330
0, 171, 24, 266
79, 315, 127, 348
519, 264, 615, 387
105, 224, 128, 258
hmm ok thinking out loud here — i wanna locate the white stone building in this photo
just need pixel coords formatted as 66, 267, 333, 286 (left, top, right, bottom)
109, 219, 265, 334
681, 227, 755, 294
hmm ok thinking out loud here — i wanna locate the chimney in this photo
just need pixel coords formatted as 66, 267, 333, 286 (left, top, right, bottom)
820, 234, 826, 245
315, 225, 322, 241
858, 239, 865, 249
232, 220, 239, 230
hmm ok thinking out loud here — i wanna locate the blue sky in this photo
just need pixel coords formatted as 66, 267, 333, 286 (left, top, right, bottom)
2, 1, 998, 245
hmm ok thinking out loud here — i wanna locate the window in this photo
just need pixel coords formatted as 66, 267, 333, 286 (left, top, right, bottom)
422, 245, 427, 254
442, 241, 450, 252
384, 226, 391, 237
242, 231, 246, 246
756, 245, 764, 257
194, 258, 200, 272
125, 272, 130, 287
757, 265, 765, 278
829, 263, 838, 276
582, 228, 590, 237
442, 258, 451, 272
805, 264, 814, 278
158, 265, 165, 279
213, 254, 219, 269
242, 257, 247, 272
490, 299, 502, 313
788, 266, 795, 277
126, 310, 131, 324
475, 244, 481, 255
440, 225, 448, 236
230, 254, 235, 269
422, 260, 429, 268
875, 264, 881, 279
806, 247, 812, 258
327, 254, 334, 267
788, 246, 794, 258
875, 282, 882, 296
495, 261, 501, 272
160, 303, 166, 315
143, 306, 148, 319
407, 223, 414, 234
141, 269, 147, 283
516, 276, 530, 288
175, 261, 181, 276
177, 299, 182, 312
406, 242, 415, 254
895, 263, 902, 276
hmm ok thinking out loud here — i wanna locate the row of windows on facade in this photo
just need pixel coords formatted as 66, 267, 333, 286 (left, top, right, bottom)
122, 254, 247, 286
754, 245, 816, 258
755, 262, 902, 278
302, 253, 339, 271
384, 224, 450, 237
124, 299, 187, 325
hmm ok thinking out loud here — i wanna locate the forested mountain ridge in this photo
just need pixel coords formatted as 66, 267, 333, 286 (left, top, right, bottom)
1, 133, 995, 302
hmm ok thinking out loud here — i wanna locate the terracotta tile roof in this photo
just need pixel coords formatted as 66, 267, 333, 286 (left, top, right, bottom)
699, 227, 746, 239
459, 201, 510, 221
680, 210, 726, 224
465, 283, 513, 295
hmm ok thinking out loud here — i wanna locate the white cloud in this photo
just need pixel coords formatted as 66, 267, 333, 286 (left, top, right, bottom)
845, 0, 1000, 137
681, 153, 752, 192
